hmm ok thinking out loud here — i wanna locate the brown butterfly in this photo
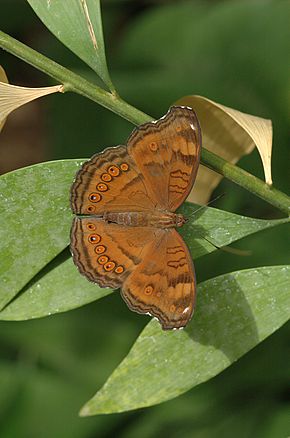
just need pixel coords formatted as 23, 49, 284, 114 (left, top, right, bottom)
70, 106, 201, 329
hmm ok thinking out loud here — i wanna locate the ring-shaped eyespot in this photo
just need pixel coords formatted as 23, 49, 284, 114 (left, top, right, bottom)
120, 163, 129, 172
115, 265, 124, 274
89, 193, 102, 203
149, 141, 158, 152
175, 125, 182, 132
88, 234, 101, 244
104, 261, 116, 271
97, 183, 108, 192
86, 223, 96, 231
108, 165, 120, 177
95, 245, 106, 254
101, 173, 112, 182
98, 255, 109, 265
86, 205, 96, 213
144, 285, 153, 295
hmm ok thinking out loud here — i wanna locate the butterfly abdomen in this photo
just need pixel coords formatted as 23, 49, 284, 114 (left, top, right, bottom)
103, 211, 185, 228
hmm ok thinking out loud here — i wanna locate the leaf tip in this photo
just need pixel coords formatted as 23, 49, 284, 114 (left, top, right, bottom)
79, 405, 90, 417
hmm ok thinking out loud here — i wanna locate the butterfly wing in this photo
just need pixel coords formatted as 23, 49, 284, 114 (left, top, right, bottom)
71, 145, 155, 215
122, 228, 196, 330
71, 217, 161, 289
127, 106, 201, 212
71, 218, 196, 329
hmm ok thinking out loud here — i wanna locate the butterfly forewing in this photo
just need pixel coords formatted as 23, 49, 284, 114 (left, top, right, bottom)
71, 145, 154, 215
127, 106, 201, 212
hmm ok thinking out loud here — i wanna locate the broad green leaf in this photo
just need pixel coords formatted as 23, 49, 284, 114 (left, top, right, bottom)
80, 265, 290, 415
0, 160, 81, 310
0, 257, 111, 321
0, 160, 288, 318
26, 0, 115, 91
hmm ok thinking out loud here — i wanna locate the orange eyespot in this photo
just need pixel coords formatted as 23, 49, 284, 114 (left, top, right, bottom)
88, 234, 101, 244
115, 265, 124, 274
108, 165, 120, 177
175, 125, 182, 132
144, 285, 153, 295
104, 261, 116, 271
89, 193, 101, 203
87, 223, 96, 231
101, 173, 112, 182
98, 255, 109, 265
95, 245, 106, 254
86, 205, 95, 213
97, 183, 108, 192
149, 141, 158, 152
170, 304, 176, 312
120, 163, 129, 171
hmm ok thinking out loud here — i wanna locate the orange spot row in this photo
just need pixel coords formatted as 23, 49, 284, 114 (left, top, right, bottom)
86, 163, 130, 210
86, 225, 124, 274
98, 255, 124, 274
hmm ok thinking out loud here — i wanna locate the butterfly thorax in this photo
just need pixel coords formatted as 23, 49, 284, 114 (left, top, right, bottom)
103, 211, 186, 228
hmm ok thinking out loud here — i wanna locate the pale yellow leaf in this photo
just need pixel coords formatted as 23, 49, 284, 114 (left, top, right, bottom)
176, 95, 273, 204
0, 82, 63, 132
0, 66, 9, 132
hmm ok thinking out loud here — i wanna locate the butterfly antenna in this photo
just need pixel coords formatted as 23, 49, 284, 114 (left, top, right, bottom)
186, 193, 225, 219
186, 193, 251, 256
202, 235, 252, 256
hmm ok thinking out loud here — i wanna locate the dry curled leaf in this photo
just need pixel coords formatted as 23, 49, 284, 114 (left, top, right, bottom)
0, 66, 8, 133
0, 80, 63, 132
176, 95, 273, 204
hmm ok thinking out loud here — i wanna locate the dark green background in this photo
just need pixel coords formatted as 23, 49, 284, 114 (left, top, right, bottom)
0, 1, 289, 437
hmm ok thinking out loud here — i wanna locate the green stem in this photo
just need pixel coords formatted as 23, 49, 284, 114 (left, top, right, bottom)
0, 30, 289, 216
201, 149, 290, 215
0, 31, 150, 126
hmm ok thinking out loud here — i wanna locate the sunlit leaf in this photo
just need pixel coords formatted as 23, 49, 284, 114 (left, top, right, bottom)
176, 95, 273, 203
0, 81, 62, 129
0, 161, 287, 318
27, 0, 115, 91
80, 265, 290, 415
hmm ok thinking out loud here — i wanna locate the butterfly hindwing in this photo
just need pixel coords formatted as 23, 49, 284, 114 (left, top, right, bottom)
121, 228, 196, 329
71, 218, 196, 329
71, 217, 162, 289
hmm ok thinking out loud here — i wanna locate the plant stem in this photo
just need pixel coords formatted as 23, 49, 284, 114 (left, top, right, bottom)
0, 31, 150, 126
0, 30, 289, 216
201, 149, 290, 215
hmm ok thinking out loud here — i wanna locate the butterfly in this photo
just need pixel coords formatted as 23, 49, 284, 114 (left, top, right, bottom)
70, 106, 201, 329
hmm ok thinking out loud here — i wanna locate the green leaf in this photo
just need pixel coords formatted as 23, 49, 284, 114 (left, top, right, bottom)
80, 265, 290, 415
0, 255, 111, 321
26, 0, 114, 91
0, 160, 81, 310
0, 160, 288, 319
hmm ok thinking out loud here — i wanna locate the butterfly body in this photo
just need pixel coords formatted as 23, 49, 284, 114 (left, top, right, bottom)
103, 210, 186, 228
70, 106, 201, 330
